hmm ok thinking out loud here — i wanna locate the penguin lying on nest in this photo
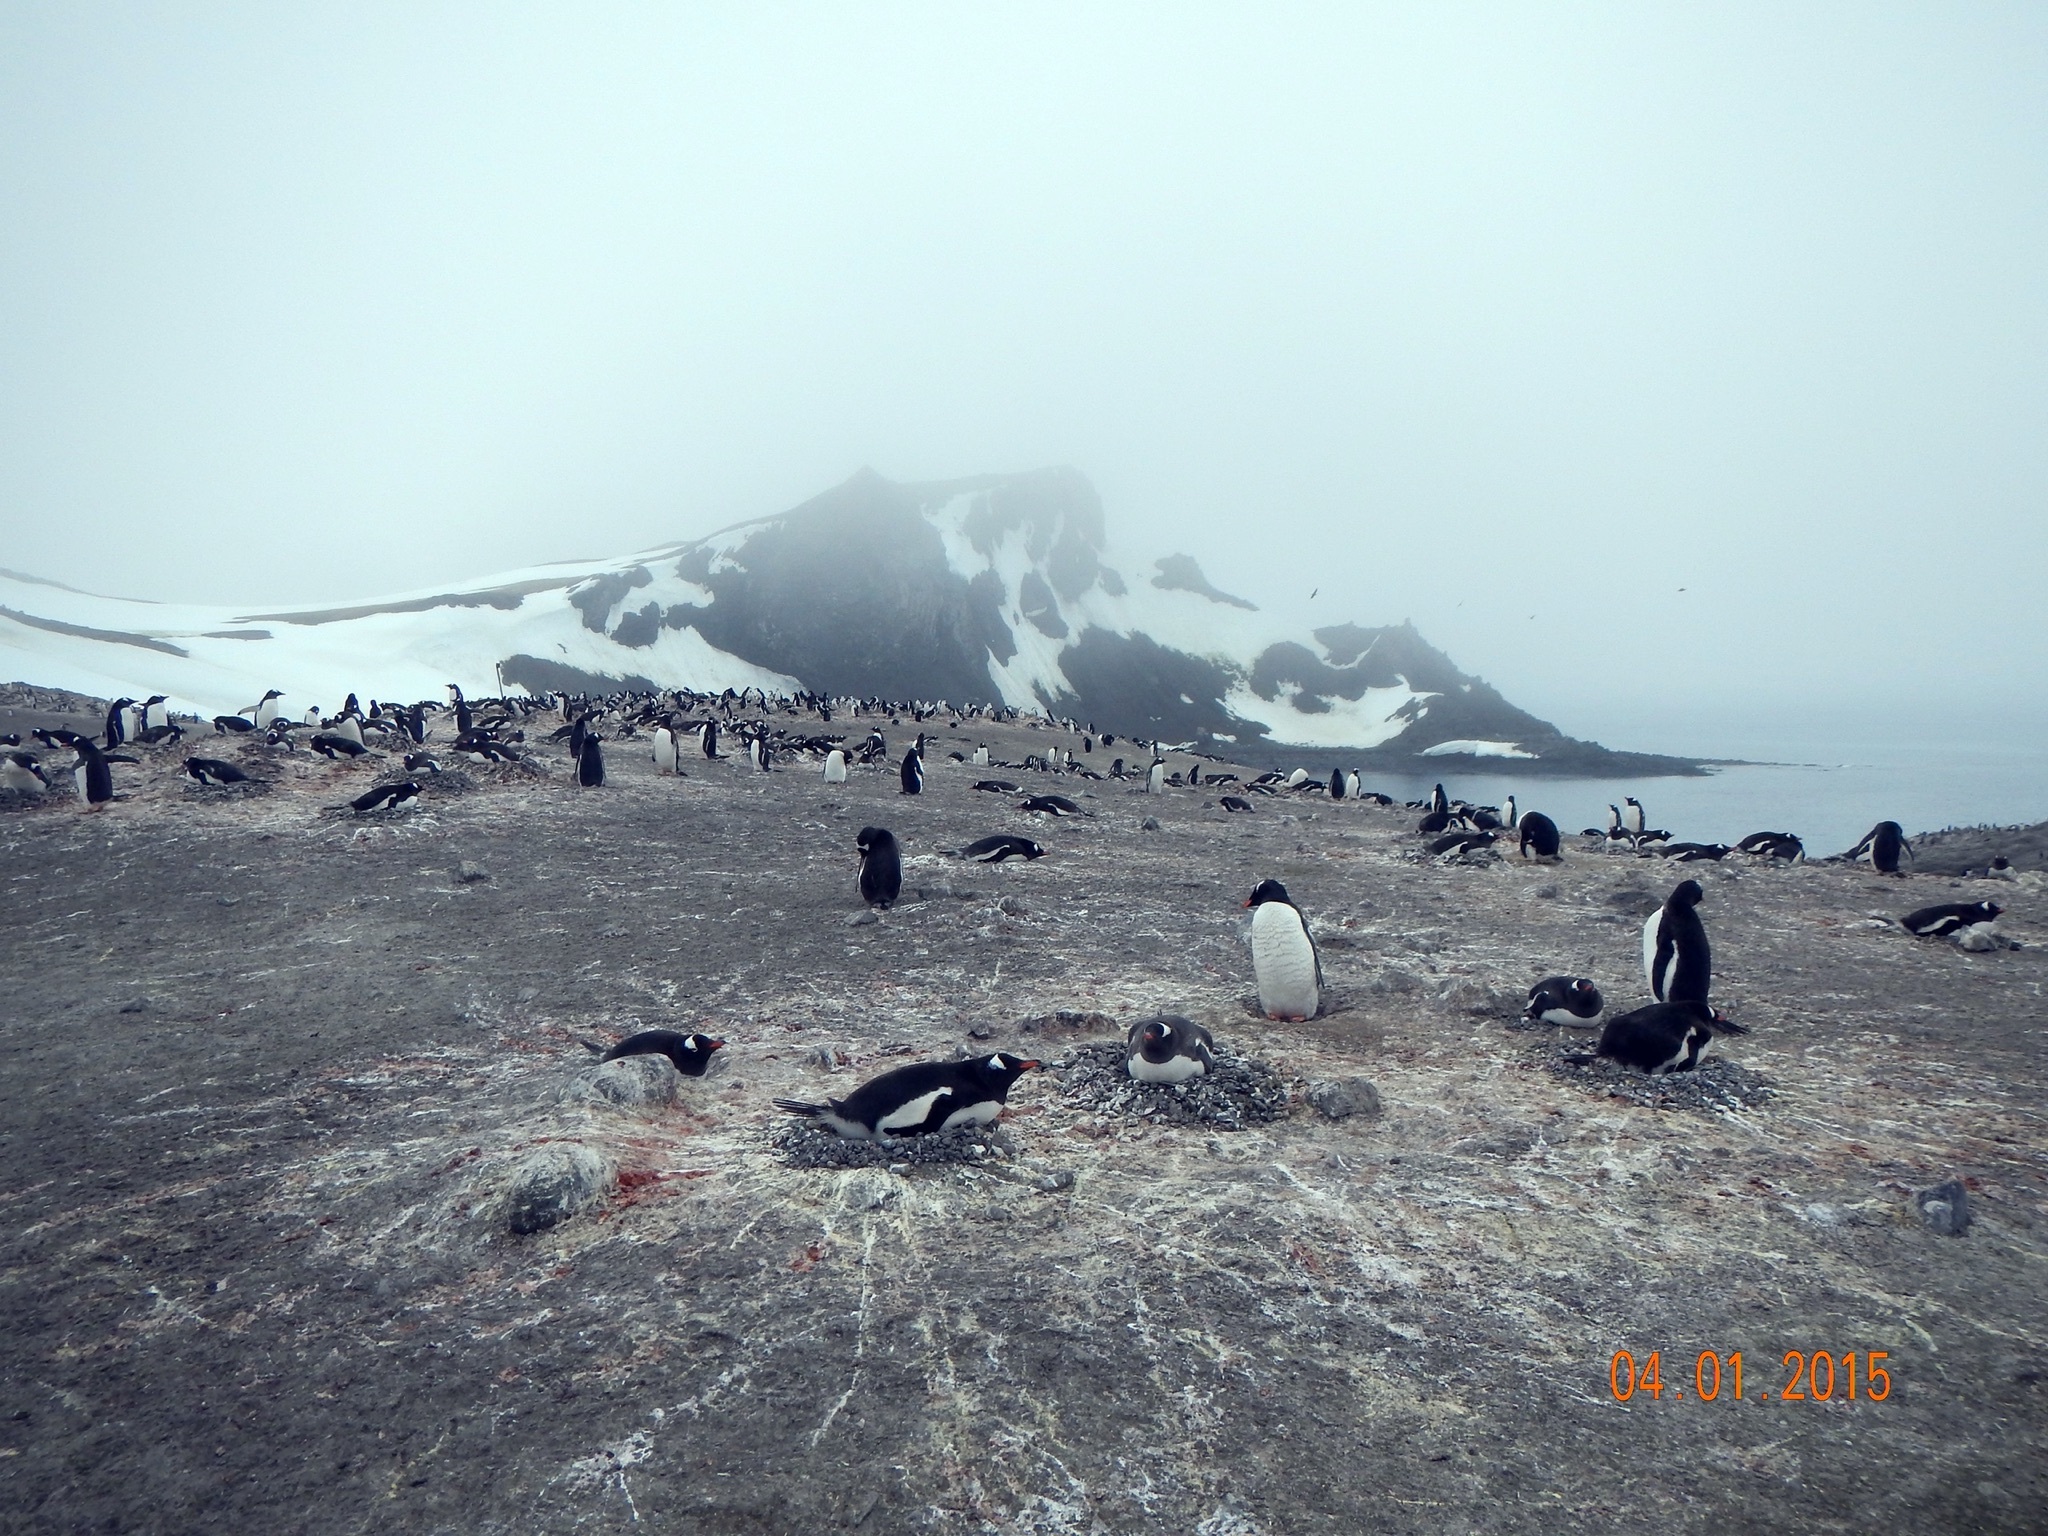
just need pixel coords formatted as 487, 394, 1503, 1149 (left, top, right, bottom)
774, 1053, 1041, 1140
1564, 1000, 1747, 1074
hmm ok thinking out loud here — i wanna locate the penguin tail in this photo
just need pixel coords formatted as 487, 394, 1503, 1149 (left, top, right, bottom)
1710, 1014, 1749, 1036
772, 1098, 827, 1118
1560, 1052, 1601, 1066
578, 1037, 607, 1056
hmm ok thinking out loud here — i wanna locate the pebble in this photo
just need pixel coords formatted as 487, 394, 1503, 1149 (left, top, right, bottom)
504, 1145, 612, 1235
1544, 1054, 1775, 1114
579, 1054, 680, 1111
1059, 1040, 1288, 1131
768, 1120, 1007, 1170
1304, 1077, 1382, 1121
844, 910, 879, 928
456, 861, 491, 883
118, 996, 152, 1014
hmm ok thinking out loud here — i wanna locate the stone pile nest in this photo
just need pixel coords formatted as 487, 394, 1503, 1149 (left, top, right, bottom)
767, 1118, 1017, 1170
1543, 1052, 1775, 1113
1054, 1039, 1289, 1130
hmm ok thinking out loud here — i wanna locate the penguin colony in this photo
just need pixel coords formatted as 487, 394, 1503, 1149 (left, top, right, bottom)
3, 681, 2023, 1149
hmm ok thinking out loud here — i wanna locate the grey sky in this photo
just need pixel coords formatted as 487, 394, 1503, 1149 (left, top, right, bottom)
3, 5, 2044, 753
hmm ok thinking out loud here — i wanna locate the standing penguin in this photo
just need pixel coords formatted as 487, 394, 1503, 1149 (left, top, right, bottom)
1328, 768, 1346, 801
1429, 783, 1449, 816
1606, 804, 1623, 837
71, 739, 119, 807
1623, 797, 1646, 837
577, 733, 606, 788
1245, 879, 1323, 1021
651, 727, 678, 775
1147, 760, 1166, 795
1845, 820, 1912, 875
1643, 878, 1712, 1003
252, 689, 284, 728
822, 748, 848, 783
857, 826, 903, 908
1500, 794, 1517, 830
899, 745, 924, 795
103, 698, 134, 748
700, 720, 721, 759
1345, 771, 1362, 801
1517, 811, 1562, 860
972, 745, 990, 767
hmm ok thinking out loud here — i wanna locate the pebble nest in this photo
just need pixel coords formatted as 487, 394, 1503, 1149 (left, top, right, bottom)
1543, 1053, 1775, 1113
766, 1118, 1017, 1170
1055, 1040, 1289, 1130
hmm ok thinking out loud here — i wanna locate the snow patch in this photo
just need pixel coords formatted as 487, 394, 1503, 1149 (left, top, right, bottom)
1420, 739, 1538, 759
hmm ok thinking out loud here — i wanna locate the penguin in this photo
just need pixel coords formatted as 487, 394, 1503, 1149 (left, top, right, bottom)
1125, 1015, 1216, 1083
577, 734, 605, 788
822, 748, 848, 783
1524, 976, 1604, 1027
598, 1030, 725, 1077
956, 835, 1045, 862
1429, 830, 1496, 857
103, 698, 134, 748
1147, 761, 1165, 795
651, 727, 678, 775
1328, 768, 1346, 801
1607, 804, 1623, 837
857, 826, 903, 908
1845, 821, 1913, 875
1346, 772, 1363, 801
1642, 878, 1711, 1003
974, 779, 1021, 794
1429, 783, 1448, 816
1245, 879, 1322, 1022
1516, 811, 1562, 860
331, 714, 365, 747
1900, 900, 2002, 939
700, 720, 721, 759
1416, 809, 1457, 834
1285, 768, 1308, 788
1018, 794, 1084, 816
1, 750, 49, 795
403, 753, 442, 775
139, 695, 169, 731
70, 740, 119, 806
1736, 831, 1805, 861
1187, 763, 1200, 787
1564, 1000, 1746, 1075
181, 757, 250, 786
1501, 794, 1517, 830
773, 1052, 1042, 1140
252, 689, 284, 727
900, 746, 924, 795
213, 714, 258, 735
748, 736, 771, 773
972, 745, 990, 767
310, 733, 369, 760
447, 684, 473, 735
1661, 842, 1731, 862
1623, 797, 1646, 836
1220, 795, 1254, 813
350, 781, 422, 813
303, 707, 323, 726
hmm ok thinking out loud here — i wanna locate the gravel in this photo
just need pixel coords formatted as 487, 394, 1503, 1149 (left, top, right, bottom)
1542, 1052, 1775, 1113
767, 1118, 1017, 1169
1054, 1039, 1289, 1130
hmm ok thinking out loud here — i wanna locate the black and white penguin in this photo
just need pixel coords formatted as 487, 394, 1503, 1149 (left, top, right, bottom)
822, 748, 848, 783
700, 720, 721, 759
182, 757, 250, 786
956, 835, 1045, 862
1346, 772, 1363, 801
252, 689, 284, 728
71, 740, 119, 806
1845, 821, 1913, 875
403, 753, 442, 775
102, 698, 134, 748
1125, 1015, 1216, 1083
900, 746, 924, 795
857, 826, 903, 908
447, 684, 473, 736
577, 734, 605, 788
1220, 795, 1254, 813
1606, 804, 1623, 837
1328, 768, 1346, 801
599, 1030, 725, 1077
1417, 809, 1457, 834
1, 750, 49, 795
974, 779, 1021, 794
972, 745, 990, 767
1565, 1000, 1746, 1074
350, 781, 421, 813
1736, 831, 1805, 861
1245, 879, 1322, 1022
1147, 761, 1166, 795
1429, 783, 1448, 815
1525, 976, 1604, 1027
1662, 842, 1732, 862
1643, 878, 1712, 1003
1900, 900, 2002, 938
310, 733, 369, 760
1430, 830, 1497, 857
140, 695, 169, 731
651, 727, 678, 775
1516, 812, 1561, 860
1623, 797, 1646, 836
1500, 794, 1517, 830
213, 714, 258, 735
773, 1052, 1041, 1140
1018, 794, 1084, 816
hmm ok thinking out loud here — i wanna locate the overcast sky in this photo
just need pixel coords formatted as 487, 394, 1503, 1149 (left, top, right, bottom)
3, 6, 2043, 753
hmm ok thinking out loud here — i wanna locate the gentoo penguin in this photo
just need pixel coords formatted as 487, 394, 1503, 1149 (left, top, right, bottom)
857, 826, 903, 908
303, 706, 323, 726
1187, 763, 1200, 787
1500, 794, 1517, 830
1125, 1015, 1216, 1083
1147, 761, 1165, 795
1900, 900, 2002, 939
330, 714, 365, 747
900, 746, 924, 795
310, 733, 369, 760
71, 740, 118, 806
1417, 809, 1457, 834
1, 750, 49, 795
350, 780, 421, 813
1736, 830, 1805, 861
773, 1052, 1042, 1140
1220, 795, 1254, 813
1345, 772, 1362, 801
213, 714, 257, 735
651, 727, 678, 775
822, 749, 848, 783
1606, 804, 1623, 837
1429, 783, 1448, 816
599, 1030, 724, 1076
1845, 821, 1913, 875
956, 835, 1045, 862
181, 757, 249, 786
577, 734, 605, 788
1018, 794, 1084, 816
1517, 811, 1562, 860
1328, 768, 1346, 801
447, 684, 473, 735
700, 720, 721, 759
403, 753, 442, 774
972, 745, 990, 767
1524, 976, 1604, 1027
1429, 830, 1497, 857
1642, 878, 1711, 1003
974, 779, 1021, 793
1623, 797, 1646, 836
1246, 879, 1322, 1022
1662, 842, 1732, 862
141, 695, 169, 731
1565, 1000, 1746, 1074
252, 689, 284, 727
103, 698, 134, 748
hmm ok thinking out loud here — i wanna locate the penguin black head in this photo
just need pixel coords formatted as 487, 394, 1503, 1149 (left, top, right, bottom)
856, 826, 896, 855
1244, 879, 1293, 910
1670, 879, 1704, 908
973, 1052, 1041, 1085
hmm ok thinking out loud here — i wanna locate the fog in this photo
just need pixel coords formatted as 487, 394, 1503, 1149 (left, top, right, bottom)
3, 6, 2044, 754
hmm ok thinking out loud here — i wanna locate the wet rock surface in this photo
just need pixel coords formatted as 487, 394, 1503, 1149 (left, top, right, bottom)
2, 697, 2043, 1534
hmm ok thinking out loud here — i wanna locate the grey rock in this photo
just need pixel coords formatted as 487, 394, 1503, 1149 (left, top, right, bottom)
504, 1145, 613, 1235
1304, 1077, 1382, 1121
998, 897, 1029, 919
1035, 1168, 1077, 1192
1371, 969, 1424, 996
581, 1054, 680, 1110
1916, 1178, 1971, 1236
456, 861, 491, 883
1606, 889, 1663, 917
118, 996, 152, 1014
1526, 883, 1560, 900
1140, 816, 1162, 831
844, 910, 879, 927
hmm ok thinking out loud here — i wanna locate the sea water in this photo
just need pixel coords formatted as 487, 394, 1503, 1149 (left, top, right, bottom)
1362, 739, 2048, 858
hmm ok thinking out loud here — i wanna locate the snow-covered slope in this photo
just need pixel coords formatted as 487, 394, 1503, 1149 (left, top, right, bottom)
0, 467, 1677, 768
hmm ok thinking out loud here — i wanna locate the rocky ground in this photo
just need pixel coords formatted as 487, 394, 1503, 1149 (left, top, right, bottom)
1, 691, 2043, 1534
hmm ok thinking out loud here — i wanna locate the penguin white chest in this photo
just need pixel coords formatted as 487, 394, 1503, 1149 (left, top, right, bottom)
1251, 903, 1320, 1021
1129, 1051, 1206, 1084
